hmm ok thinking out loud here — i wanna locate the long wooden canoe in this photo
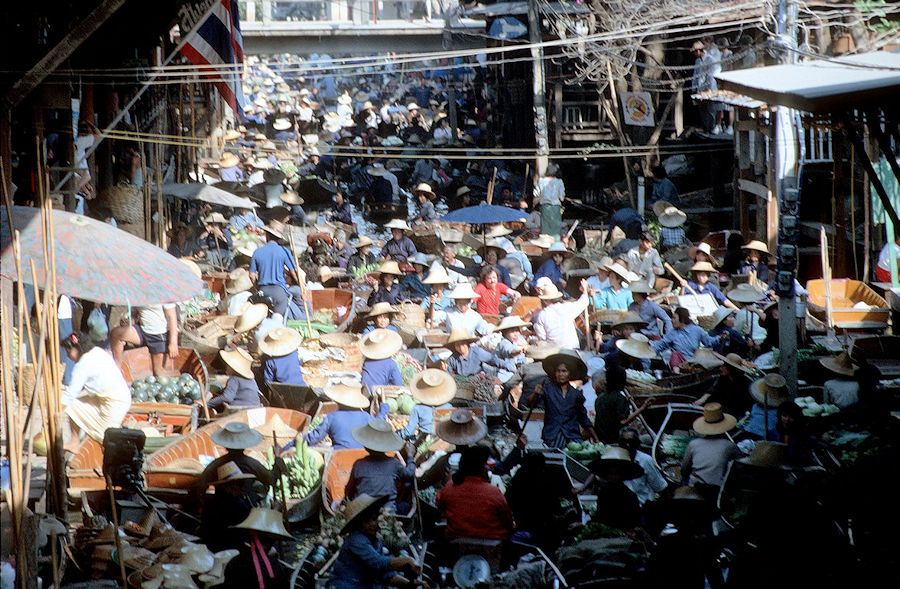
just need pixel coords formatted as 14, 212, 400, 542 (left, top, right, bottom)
806, 278, 889, 330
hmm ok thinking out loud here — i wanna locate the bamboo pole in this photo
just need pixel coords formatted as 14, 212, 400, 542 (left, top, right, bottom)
156, 141, 166, 250
287, 231, 314, 339
142, 141, 151, 241
106, 476, 129, 589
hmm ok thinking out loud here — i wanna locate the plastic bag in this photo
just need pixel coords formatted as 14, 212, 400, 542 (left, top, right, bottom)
87, 307, 108, 342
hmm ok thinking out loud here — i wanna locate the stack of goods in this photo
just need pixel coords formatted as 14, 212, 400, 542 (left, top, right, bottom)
130, 374, 201, 405
265, 440, 324, 501
384, 392, 415, 431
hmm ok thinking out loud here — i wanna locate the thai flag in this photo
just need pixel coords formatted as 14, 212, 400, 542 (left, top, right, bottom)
179, 0, 245, 116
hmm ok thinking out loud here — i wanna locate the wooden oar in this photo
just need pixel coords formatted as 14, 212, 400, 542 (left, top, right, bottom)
664, 261, 701, 306
288, 231, 316, 340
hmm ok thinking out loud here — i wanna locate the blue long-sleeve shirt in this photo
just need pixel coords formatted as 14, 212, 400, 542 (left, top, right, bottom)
531, 381, 593, 448
531, 258, 563, 289
262, 353, 306, 386
329, 531, 397, 589
331, 201, 354, 225
629, 298, 672, 337
652, 323, 722, 360
594, 286, 633, 310
739, 260, 770, 283
446, 345, 515, 377
367, 283, 402, 305
361, 358, 403, 392
400, 273, 431, 300
740, 403, 779, 440
400, 403, 452, 438
207, 375, 261, 410
304, 409, 386, 449
381, 236, 417, 263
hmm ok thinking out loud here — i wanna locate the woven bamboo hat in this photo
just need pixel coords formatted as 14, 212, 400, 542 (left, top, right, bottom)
658, 206, 687, 227
652, 200, 673, 217
353, 236, 374, 249
256, 414, 298, 443
750, 373, 791, 407
547, 241, 573, 257
410, 369, 457, 406
588, 446, 644, 481
225, 269, 253, 294
211, 422, 263, 450
340, 494, 390, 535
711, 306, 736, 328
367, 302, 398, 319
273, 118, 292, 131
359, 328, 403, 360
280, 192, 303, 206
218, 153, 240, 168
485, 224, 512, 238
219, 347, 255, 379
727, 283, 767, 304
448, 283, 481, 300
204, 212, 228, 225
235, 304, 268, 333
413, 183, 436, 198
224, 129, 242, 141
446, 328, 478, 347
384, 219, 412, 231
495, 315, 530, 331
612, 312, 648, 331
477, 239, 507, 260
526, 342, 559, 360
616, 333, 659, 360
258, 327, 302, 357
210, 461, 256, 486
436, 409, 488, 446
423, 263, 451, 285
606, 262, 640, 283
323, 378, 369, 409
538, 284, 564, 301
529, 234, 555, 249
819, 351, 858, 377
719, 352, 756, 375
690, 261, 716, 274
376, 260, 403, 276
542, 349, 587, 381
742, 240, 770, 255
692, 403, 737, 435
352, 418, 403, 453
231, 507, 292, 540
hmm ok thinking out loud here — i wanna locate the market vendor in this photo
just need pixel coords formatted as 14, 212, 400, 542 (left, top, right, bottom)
474, 265, 520, 315
359, 329, 404, 393
303, 380, 387, 450
493, 315, 529, 367
531, 241, 571, 291
60, 332, 131, 452
657, 206, 689, 249
505, 343, 558, 407
326, 191, 354, 226
346, 418, 416, 510
740, 374, 788, 440
739, 240, 771, 284
505, 451, 574, 550
679, 261, 738, 309
109, 303, 179, 377
400, 369, 455, 439
652, 307, 727, 371
380, 219, 417, 263
411, 182, 438, 225
361, 302, 400, 336
208, 348, 261, 412
399, 252, 432, 301
201, 461, 258, 552
593, 363, 650, 444
628, 282, 671, 338
444, 283, 493, 336
198, 212, 234, 270
367, 260, 403, 306
249, 223, 308, 319
331, 230, 353, 270
726, 283, 768, 348
221, 268, 254, 316
224, 507, 292, 589
820, 352, 861, 409
198, 422, 274, 492
693, 353, 754, 417
588, 447, 644, 532
436, 445, 515, 541
167, 222, 198, 258
707, 307, 749, 357
347, 236, 378, 273
524, 349, 597, 449
329, 495, 421, 589
259, 327, 305, 386
477, 240, 513, 287
532, 281, 591, 350
599, 312, 647, 355
444, 328, 515, 377
626, 232, 664, 287
587, 256, 614, 292
682, 403, 741, 501
421, 263, 453, 326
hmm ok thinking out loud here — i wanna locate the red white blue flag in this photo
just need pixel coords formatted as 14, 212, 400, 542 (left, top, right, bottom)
179, 0, 245, 116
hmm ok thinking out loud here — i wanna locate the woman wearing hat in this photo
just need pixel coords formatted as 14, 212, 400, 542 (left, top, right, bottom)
681, 261, 738, 309
361, 302, 400, 336
360, 329, 404, 394
220, 268, 254, 316
444, 283, 493, 337
380, 219, 417, 263
652, 307, 728, 371
421, 262, 453, 326
494, 315, 530, 367
476, 239, 514, 288
326, 191, 354, 226
694, 353, 754, 417
821, 352, 861, 409
346, 418, 416, 510
411, 183, 438, 225
739, 240, 770, 283
329, 494, 421, 589
587, 446, 645, 532
218, 152, 245, 182
249, 223, 308, 319
198, 422, 273, 499
474, 265, 521, 315
593, 363, 651, 444
199, 212, 234, 270
200, 461, 259, 552
726, 283, 769, 348
625, 232, 664, 287
706, 306, 749, 357
400, 369, 455, 439
599, 312, 648, 355
657, 206, 689, 249
366, 260, 403, 306
260, 327, 305, 386
530, 241, 572, 292
628, 282, 671, 338
208, 348, 262, 412
225, 507, 292, 589
348, 235, 378, 273
303, 380, 389, 450
594, 262, 638, 310
167, 222, 199, 259
740, 374, 789, 440
399, 253, 432, 301
445, 328, 515, 378
532, 280, 591, 350
682, 403, 741, 497
524, 350, 598, 449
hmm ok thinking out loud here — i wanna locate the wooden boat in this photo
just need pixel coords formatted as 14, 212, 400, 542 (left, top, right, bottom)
409, 228, 444, 255
309, 288, 357, 332
143, 407, 311, 490
849, 335, 900, 378
806, 279, 890, 330
119, 347, 209, 396
365, 199, 408, 220
651, 403, 705, 485
322, 449, 417, 523
181, 314, 238, 361
627, 393, 698, 440
626, 367, 719, 398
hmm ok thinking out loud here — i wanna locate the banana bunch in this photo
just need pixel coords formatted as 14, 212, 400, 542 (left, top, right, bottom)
267, 440, 323, 500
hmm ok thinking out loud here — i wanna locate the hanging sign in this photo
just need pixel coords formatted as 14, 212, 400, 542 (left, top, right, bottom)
622, 91, 655, 127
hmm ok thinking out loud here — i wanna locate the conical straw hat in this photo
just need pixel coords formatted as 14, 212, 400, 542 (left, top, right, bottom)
231, 507, 292, 540
352, 418, 403, 453
219, 347, 254, 379
435, 409, 488, 446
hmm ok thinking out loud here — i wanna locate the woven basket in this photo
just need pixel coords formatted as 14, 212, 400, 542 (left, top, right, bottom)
397, 301, 426, 328
696, 314, 717, 331
21, 363, 64, 404
100, 182, 144, 224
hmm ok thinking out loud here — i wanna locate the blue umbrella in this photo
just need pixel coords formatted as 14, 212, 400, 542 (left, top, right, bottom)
441, 203, 528, 224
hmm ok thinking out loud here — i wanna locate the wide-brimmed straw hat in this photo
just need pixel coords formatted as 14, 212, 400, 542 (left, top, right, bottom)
690, 348, 724, 370
547, 241, 573, 257
606, 262, 640, 283
225, 270, 253, 294
529, 234, 555, 249
210, 461, 256, 486
408, 252, 429, 267
750, 373, 791, 407
448, 283, 480, 300
629, 281, 655, 295
446, 328, 478, 347
367, 163, 388, 177
353, 236, 374, 249
742, 240, 769, 255
711, 306, 735, 328
690, 261, 717, 274
322, 378, 369, 409
224, 129, 242, 141
423, 264, 451, 285
455, 185, 471, 198
538, 284, 564, 301
413, 183, 435, 198
658, 206, 687, 228
212, 422, 263, 450
652, 200, 673, 217
726, 283, 767, 304
376, 260, 403, 276
218, 153, 240, 168
435, 409, 488, 446
612, 312, 648, 331
496, 315, 530, 331
258, 327, 302, 357
526, 342, 559, 360
477, 240, 507, 260
819, 352, 858, 377
219, 347, 255, 379
235, 304, 268, 333
616, 333, 659, 360
384, 219, 412, 231
410, 369, 457, 406
340, 494, 390, 535
542, 349, 588, 381
485, 225, 512, 238
588, 447, 644, 481
359, 328, 403, 360
692, 402, 737, 435
273, 118, 292, 131
231, 507, 292, 540
719, 352, 756, 375
204, 212, 228, 225
263, 223, 284, 240
280, 192, 303, 206
352, 418, 403, 453
367, 302, 398, 320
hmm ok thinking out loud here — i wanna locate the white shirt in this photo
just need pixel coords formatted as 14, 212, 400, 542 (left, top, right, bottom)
877, 241, 900, 271
532, 294, 590, 349
139, 304, 176, 335
625, 451, 669, 506
63, 347, 130, 406
444, 307, 492, 336
534, 177, 565, 206
297, 106, 314, 122
224, 291, 252, 316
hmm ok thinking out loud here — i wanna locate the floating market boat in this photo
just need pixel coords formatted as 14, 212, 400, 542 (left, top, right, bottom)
651, 403, 705, 485
321, 448, 417, 523
181, 314, 239, 361
806, 279, 890, 330
308, 288, 358, 333
119, 347, 209, 401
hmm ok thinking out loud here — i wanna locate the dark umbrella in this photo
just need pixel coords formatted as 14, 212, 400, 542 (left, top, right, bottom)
295, 177, 339, 207
2, 206, 204, 305
440, 203, 528, 224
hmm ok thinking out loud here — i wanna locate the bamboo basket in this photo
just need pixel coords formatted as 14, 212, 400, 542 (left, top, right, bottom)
397, 301, 426, 328
100, 182, 144, 224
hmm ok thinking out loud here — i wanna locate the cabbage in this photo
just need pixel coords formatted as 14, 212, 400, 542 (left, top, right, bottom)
396, 393, 415, 415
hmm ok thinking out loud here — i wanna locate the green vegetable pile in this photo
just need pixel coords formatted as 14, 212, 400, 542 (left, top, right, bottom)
565, 441, 606, 463
394, 392, 415, 415
659, 433, 691, 460
129, 373, 200, 405
575, 520, 626, 542
351, 263, 378, 279
417, 486, 438, 506
457, 245, 475, 257
394, 353, 422, 386
266, 440, 323, 501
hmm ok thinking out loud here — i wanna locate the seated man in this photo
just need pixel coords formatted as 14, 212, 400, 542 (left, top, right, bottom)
437, 445, 514, 540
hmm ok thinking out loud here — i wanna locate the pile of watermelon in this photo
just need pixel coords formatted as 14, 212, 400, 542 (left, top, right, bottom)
130, 373, 201, 405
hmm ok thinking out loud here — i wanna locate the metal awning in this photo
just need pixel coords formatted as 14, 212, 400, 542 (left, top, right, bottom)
464, 1, 590, 17
715, 51, 900, 113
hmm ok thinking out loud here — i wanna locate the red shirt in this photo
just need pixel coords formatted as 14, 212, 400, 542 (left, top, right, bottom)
436, 476, 514, 540
474, 282, 510, 315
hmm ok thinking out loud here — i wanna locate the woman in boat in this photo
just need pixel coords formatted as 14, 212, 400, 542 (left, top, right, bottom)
347, 236, 378, 273
593, 362, 651, 444
437, 445, 514, 541
327, 191, 354, 226
694, 353, 754, 418
593, 262, 637, 310
198, 212, 234, 270
443, 283, 493, 336
531, 241, 571, 292
679, 261, 738, 309
380, 219, 417, 263
201, 461, 259, 552
477, 241, 513, 287
473, 265, 520, 315
303, 381, 387, 450
199, 423, 274, 493
346, 419, 416, 511
493, 315, 529, 368
588, 447, 644, 533
739, 240, 771, 284
223, 507, 291, 589
444, 329, 515, 377
707, 307, 750, 357
421, 263, 453, 327
329, 495, 420, 589
652, 307, 727, 371
208, 348, 262, 413
60, 332, 131, 452
740, 374, 787, 440
359, 329, 404, 394
259, 328, 305, 386
398, 252, 431, 301
366, 260, 403, 306
524, 350, 598, 449
628, 282, 671, 338
411, 182, 438, 225
400, 369, 455, 440
361, 302, 400, 336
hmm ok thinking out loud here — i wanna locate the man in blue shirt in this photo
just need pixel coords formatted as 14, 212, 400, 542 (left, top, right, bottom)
628, 282, 672, 338
681, 261, 738, 309
248, 224, 308, 318
650, 165, 679, 205
608, 201, 644, 241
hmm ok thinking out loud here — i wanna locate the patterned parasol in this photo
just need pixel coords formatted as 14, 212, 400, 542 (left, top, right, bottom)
1, 205, 203, 305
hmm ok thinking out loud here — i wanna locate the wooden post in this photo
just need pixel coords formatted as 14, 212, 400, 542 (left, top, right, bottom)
527, 0, 549, 175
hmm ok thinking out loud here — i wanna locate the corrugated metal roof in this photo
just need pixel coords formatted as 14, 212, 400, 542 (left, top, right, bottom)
715, 51, 900, 113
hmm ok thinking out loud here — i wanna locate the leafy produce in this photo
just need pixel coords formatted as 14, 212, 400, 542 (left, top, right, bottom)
457, 373, 501, 402
564, 441, 606, 463
130, 372, 200, 405
394, 353, 422, 385
395, 393, 415, 415
659, 433, 691, 460
794, 396, 840, 417
266, 440, 323, 501
417, 486, 438, 506
351, 263, 378, 279
575, 520, 626, 542
377, 511, 410, 553
457, 246, 475, 257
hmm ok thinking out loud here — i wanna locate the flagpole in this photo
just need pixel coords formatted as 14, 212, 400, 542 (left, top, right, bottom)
53, 0, 228, 193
